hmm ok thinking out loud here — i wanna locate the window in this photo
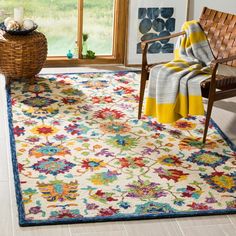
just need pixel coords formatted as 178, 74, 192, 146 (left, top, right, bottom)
83, 0, 115, 55
0, 0, 77, 56
0, 0, 127, 65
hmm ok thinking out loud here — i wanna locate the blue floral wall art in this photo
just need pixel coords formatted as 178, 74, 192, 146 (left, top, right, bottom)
137, 7, 176, 54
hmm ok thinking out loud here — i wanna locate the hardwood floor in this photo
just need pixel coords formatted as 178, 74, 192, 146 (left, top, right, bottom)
0, 66, 235, 236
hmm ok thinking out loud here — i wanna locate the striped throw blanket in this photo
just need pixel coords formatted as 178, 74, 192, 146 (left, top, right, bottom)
144, 20, 214, 123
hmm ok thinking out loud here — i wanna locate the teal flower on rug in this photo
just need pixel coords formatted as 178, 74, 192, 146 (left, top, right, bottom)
22, 188, 38, 204
81, 158, 107, 171
29, 143, 71, 158
32, 157, 76, 176
135, 202, 177, 214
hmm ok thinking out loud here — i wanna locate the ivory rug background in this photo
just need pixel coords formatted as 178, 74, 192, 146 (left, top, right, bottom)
8, 72, 236, 226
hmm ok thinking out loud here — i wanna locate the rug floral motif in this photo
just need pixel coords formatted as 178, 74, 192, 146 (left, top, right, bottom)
8, 71, 236, 226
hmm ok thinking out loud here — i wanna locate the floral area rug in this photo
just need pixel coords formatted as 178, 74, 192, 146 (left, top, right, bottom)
7, 71, 236, 226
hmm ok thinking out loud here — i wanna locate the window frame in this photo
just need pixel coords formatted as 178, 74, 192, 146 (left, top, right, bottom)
45, 0, 127, 67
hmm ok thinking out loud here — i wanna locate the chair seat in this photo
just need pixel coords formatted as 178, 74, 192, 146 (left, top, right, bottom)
201, 74, 236, 90
146, 62, 169, 72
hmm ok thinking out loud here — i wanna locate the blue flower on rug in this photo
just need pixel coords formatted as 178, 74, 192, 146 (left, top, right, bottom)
187, 150, 230, 168
31, 157, 76, 176
135, 201, 177, 214
200, 172, 236, 193
107, 134, 138, 151
22, 82, 52, 95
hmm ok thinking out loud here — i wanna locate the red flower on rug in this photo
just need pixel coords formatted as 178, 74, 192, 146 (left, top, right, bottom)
113, 86, 134, 95
91, 190, 118, 203
154, 167, 189, 182
14, 126, 25, 137
61, 97, 79, 105
31, 125, 58, 136
92, 96, 113, 104
18, 163, 25, 173
187, 202, 212, 210
118, 158, 130, 168
94, 108, 125, 120
173, 120, 196, 130
98, 207, 119, 216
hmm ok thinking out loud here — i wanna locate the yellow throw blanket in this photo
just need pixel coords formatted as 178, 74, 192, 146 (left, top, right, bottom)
144, 20, 214, 123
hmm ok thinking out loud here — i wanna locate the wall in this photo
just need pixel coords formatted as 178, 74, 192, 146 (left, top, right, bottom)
189, 0, 236, 20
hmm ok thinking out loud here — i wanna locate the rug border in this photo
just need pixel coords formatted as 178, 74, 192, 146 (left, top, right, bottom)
6, 71, 236, 227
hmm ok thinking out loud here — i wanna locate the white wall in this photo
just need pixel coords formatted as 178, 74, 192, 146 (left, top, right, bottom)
189, 0, 236, 20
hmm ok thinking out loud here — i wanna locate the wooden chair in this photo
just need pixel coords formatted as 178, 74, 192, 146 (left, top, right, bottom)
138, 7, 236, 143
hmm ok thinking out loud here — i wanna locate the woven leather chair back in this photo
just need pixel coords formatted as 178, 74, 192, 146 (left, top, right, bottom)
199, 7, 236, 67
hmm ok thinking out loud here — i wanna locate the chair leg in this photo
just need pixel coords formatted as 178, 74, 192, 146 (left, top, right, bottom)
138, 70, 148, 119
203, 80, 216, 144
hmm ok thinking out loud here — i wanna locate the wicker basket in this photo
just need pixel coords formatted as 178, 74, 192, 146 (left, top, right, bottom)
0, 31, 47, 80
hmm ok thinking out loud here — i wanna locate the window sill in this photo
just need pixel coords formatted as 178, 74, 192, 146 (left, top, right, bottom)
44, 56, 123, 67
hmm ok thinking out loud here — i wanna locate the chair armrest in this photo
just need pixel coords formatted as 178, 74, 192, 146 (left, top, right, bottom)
208, 55, 236, 89
210, 55, 236, 77
211, 55, 236, 65
141, 31, 185, 51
